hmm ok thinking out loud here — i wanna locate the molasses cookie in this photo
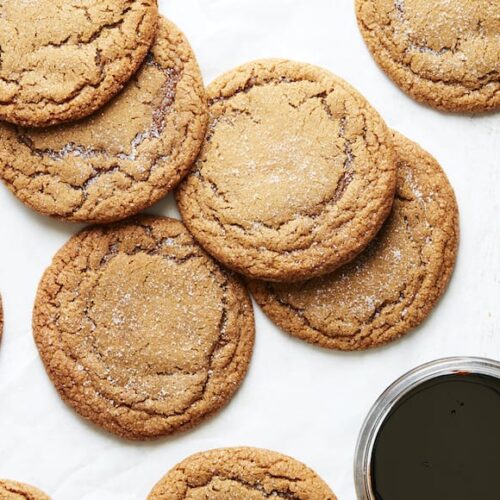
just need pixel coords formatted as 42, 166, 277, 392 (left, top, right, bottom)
356, 0, 500, 112
0, 294, 3, 342
250, 132, 459, 350
147, 447, 337, 499
0, 17, 207, 223
0, 480, 50, 500
177, 59, 396, 282
33, 216, 254, 440
0, 0, 158, 127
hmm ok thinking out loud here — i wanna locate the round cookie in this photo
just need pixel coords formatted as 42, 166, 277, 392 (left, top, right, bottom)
0, 17, 208, 223
177, 59, 396, 282
33, 216, 255, 440
356, 0, 500, 112
0, 480, 50, 500
0, 295, 3, 342
0, 0, 158, 127
250, 132, 459, 350
147, 447, 337, 499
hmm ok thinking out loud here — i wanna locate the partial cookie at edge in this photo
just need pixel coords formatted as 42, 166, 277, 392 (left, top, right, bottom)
0, 17, 208, 223
250, 132, 459, 350
355, 0, 500, 112
0, 479, 50, 500
148, 447, 337, 499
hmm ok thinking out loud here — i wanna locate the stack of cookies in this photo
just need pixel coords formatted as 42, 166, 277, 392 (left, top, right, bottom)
177, 59, 459, 352
0, 1, 207, 223
0, 1, 463, 498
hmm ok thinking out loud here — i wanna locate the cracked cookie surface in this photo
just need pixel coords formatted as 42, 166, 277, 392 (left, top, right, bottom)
250, 132, 459, 350
0, 295, 3, 343
0, 0, 158, 127
356, 0, 500, 112
0, 17, 207, 223
177, 59, 396, 282
33, 216, 255, 440
0, 480, 50, 500
147, 447, 337, 499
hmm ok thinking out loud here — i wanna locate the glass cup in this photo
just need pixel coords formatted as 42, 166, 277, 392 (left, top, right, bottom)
353, 356, 500, 500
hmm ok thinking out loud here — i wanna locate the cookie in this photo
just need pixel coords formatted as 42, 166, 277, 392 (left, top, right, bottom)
356, 0, 500, 112
0, 17, 208, 223
177, 59, 396, 282
0, 295, 3, 342
33, 216, 255, 440
0, 480, 50, 500
250, 132, 459, 350
147, 447, 337, 499
0, 0, 158, 127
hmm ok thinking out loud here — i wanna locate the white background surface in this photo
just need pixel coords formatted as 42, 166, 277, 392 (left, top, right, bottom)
0, 1, 499, 499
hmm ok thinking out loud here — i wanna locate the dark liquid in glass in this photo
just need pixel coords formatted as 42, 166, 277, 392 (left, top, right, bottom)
371, 373, 500, 500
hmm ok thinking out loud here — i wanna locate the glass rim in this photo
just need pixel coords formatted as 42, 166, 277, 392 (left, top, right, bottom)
353, 356, 500, 500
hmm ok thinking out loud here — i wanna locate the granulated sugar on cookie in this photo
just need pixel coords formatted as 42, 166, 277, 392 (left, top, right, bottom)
356, 0, 500, 112
0, 17, 208, 223
0, 0, 158, 126
250, 132, 459, 350
177, 59, 396, 282
33, 216, 255, 440
148, 447, 337, 499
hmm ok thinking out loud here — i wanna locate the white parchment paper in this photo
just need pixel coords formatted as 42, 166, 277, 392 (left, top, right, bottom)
0, 1, 499, 498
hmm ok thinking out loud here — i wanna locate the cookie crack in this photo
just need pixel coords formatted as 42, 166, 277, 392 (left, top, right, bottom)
81, 6, 132, 45
208, 75, 298, 106
183, 474, 302, 499
0, 485, 32, 499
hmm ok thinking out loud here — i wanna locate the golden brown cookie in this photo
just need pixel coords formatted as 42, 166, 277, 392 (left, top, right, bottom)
250, 132, 459, 350
0, 480, 50, 500
177, 59, 396, 282
147, 447, 337, 499
0, 295, 3, 342
0, 0, 158, 127
356, 0, 500, 112
33, 216, 255, 440
0, 17, 207, 223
